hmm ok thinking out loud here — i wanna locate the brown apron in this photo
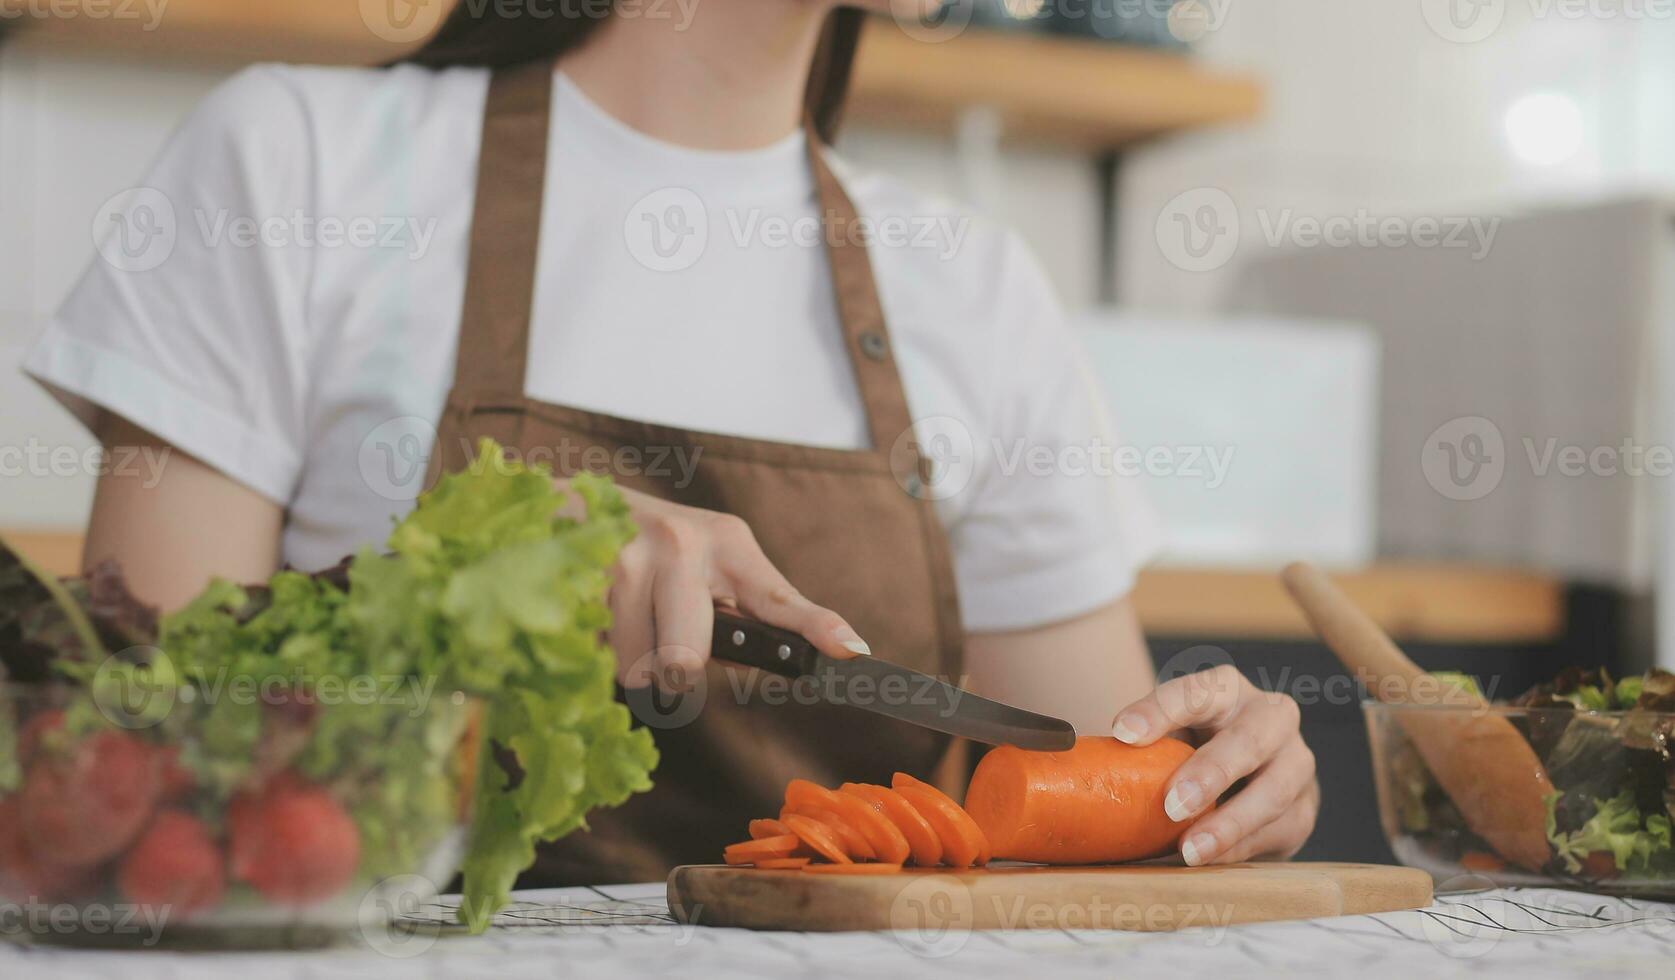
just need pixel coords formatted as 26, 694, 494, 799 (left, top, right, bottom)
429, 59, 966, 885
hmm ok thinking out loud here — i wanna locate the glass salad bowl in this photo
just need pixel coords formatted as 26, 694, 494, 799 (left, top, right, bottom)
0, 680, 484, 948
1366, 699, 1675, 897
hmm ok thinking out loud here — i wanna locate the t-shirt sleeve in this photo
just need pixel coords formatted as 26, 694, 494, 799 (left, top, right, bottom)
942, 232, 1164, 633
23, 65, 315, 505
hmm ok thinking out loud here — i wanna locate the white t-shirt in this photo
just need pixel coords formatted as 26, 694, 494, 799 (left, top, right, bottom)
26, 64, 1161, 632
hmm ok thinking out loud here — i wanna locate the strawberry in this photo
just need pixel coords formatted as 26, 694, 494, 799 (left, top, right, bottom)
228, 772, 360, 904
0, 797, 102, 903
15, 709, 66, 764
118, 810, 225, 918
157, 745, 197, 802
20, 730, 162, 866
1580, 850, 1620, 880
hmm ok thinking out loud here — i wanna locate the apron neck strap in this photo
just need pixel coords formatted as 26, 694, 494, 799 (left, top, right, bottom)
801, 120, 917, 453
452, 61, 916, 451
453, 58, 554, 397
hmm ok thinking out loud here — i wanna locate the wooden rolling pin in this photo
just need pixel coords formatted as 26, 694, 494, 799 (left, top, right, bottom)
1280, 562, 1553, 870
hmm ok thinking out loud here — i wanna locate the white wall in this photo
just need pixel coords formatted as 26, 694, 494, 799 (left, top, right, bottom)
839, 125, 1103, 306
1, 41, 231, 528
1118, 0, 1675, 311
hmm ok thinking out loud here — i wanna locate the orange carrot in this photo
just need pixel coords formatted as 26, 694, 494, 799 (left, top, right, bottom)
824, 789, 911, 865
842, 783, 942, 867
964, 736, 1198, 864
723, 835, 801, 865
749, 818, 793, 841
783, 804, 876, 860
784, 780, 902, 861
724, 833, 799, 854
751, 857, 812, 869
891, 772, 991, 866
783, 779, 838, 812
801, 862, 904, 875
780, 813, 852, 864
1460, 851, 1506, 874
1581, 851, 1619, 880
892, 778, 987, 868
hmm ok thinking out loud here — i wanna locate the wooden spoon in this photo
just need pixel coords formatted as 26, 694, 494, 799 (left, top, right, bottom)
1280, 562, 1554, 870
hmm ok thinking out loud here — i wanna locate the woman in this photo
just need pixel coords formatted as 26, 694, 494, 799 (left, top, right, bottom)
26, 1, 1316, 882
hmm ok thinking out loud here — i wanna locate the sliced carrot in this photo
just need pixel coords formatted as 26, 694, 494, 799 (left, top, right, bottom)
723, 843, 799, 862
751, 857, 812, 869
783, 804, 876, 861
723, 834, 801, 864
842, 782, 942, 867
780, 813, 851, 864
724, 833, 799, 854
962, 736, 1197, 864
802, 862, 904, 875
888, 772, 989, 864
824, 788, 911, 865
1460, 851, 1506, 874
783, 780, 886, 861
784, 778, 838, 812
787, 782, 910, 863
749, 818, 794, 840
892, 775, 988, 868
726, 846, 801, 865
891, 772, 991, 865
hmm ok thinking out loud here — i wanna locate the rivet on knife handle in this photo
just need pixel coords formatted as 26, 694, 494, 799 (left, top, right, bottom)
712, 610, 822, 679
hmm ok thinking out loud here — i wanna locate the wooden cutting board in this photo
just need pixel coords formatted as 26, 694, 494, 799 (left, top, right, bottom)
667, 862, 1431, 932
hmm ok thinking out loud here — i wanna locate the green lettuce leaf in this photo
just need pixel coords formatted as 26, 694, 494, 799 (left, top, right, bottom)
147, 439, 654, 933
1429, 670, 1482, 698
1574, 685, 1610, 712
1547, 788, 1674, 873
353, 446, 653, 932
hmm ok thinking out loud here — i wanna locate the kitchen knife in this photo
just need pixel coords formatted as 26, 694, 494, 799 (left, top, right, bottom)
711, 610, 1077, 751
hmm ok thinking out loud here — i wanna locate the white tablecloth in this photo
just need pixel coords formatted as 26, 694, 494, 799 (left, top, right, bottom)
5, 883, 1675, 979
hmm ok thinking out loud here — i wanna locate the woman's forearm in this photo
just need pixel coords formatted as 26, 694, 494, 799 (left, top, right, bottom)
963, 596, 1156, 736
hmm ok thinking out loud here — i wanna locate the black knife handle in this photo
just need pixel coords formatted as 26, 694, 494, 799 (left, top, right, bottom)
712, 610, 825, 679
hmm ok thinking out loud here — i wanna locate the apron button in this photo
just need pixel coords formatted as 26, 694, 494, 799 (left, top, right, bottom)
859, 332, 889, 361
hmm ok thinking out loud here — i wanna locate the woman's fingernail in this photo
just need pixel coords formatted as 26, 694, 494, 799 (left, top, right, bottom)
1111, 713, 1149, 744
833, 626, 872, 656
1181, 832, 1215, 867
1164, 780, 1204, 822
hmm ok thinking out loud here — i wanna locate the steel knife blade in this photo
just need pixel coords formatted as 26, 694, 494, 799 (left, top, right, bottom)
711, 610, 1077, 751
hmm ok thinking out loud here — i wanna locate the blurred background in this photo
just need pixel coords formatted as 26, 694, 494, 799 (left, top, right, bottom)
3, 0, 1673, 861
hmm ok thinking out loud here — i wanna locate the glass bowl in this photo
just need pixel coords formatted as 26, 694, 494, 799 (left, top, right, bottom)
0, 679, 483, 948
1365, 700, 1675, 897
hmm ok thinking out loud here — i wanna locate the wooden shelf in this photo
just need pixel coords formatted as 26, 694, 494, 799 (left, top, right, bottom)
1132, 564, 1565, 645
4, 4, 1261, 148
2, 530, 84, 579
0, 0, 400, 63
850, 22, 1262, 148
7, 528, 1561, 644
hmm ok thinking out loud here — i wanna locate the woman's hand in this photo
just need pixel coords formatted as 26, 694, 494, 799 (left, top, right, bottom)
1111, 665, 1318, 866
601, 484, 871, 689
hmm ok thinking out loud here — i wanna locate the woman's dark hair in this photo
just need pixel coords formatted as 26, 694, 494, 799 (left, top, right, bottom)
401, 3, 863, 143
